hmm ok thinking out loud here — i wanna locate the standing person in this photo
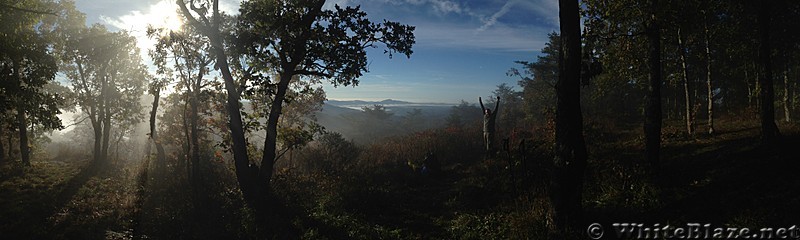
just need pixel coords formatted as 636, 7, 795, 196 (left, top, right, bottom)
480, 96, 500, 156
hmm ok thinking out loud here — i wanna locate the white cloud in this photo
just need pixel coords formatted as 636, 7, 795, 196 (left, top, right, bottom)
98, 0, 240, 74
431, 0, 462, 14
218, 0, 239, 14
99, 0, 184, 65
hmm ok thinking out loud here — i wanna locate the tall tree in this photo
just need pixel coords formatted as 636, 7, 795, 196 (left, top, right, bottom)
1, 0, 64, 166
148, 23, 214, 184
176, 0, 254, 201
551, 0, 588, 237
52, 16, 147, 164
772, 1, 800, 123
676, 27, 694, 135
757, 1, 780, 141
178, 0, 415, 206
236, 0, 415, 196
703, 6, 715, 135
783, 66, 791, 122
509, 33, 559, 124
147, 79, 167, 165
492, 83, 524, 134
644, 0, 663, 171
243, 73, 326, 169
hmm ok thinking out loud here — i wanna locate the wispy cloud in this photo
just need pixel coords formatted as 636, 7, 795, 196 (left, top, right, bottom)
477, 0, 517, 32
341, 0, 482, 17
478, 0, 558, 32
349, 0, 556, 51
429, 0, 464, 15
415, 22, 550, 52
525, 0, 559, 27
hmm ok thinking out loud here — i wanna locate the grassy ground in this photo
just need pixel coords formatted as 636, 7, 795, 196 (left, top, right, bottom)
1, 117, 799, 239
0, 156, 138, 239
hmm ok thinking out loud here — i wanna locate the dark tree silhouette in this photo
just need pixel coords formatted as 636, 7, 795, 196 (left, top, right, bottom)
147, 23, 214, 185
644, 0, 663, 172
758, 1, 780, 142
1, 0, 65, 166
236, 0, 415, 197
178, 0, 414, 206
550, 0, 588, 237
55, 24, 147, 164
177, 0, 255, 202
147, 80, 167, 165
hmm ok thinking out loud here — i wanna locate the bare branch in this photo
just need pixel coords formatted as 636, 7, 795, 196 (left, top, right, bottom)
176, 0, 208, 33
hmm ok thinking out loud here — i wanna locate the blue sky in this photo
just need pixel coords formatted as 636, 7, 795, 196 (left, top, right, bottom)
75, 0, 558, 104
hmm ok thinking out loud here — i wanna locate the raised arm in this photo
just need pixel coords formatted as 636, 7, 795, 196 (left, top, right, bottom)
479, 97, 486, 111
493, 96, 500, 115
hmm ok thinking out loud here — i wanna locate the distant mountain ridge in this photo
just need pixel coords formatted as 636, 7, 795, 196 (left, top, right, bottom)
317, 99, 455, 143
326, 99, 455, 108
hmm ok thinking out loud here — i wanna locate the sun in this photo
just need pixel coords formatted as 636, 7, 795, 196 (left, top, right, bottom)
152, 1, 184, 32
162, 12, 183, 32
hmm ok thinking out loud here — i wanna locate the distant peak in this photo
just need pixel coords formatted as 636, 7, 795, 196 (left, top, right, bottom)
379, 99, 407, 104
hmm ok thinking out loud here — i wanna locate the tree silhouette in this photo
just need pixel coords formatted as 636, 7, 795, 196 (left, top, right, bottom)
236, 0, 415, 195
550, 0, 588, 236
1, 0, 64, 166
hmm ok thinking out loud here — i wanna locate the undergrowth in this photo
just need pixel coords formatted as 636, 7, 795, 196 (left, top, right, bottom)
2, 118, 800, 239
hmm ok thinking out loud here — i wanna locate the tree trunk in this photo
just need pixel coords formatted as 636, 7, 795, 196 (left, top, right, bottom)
258, 2, 322, 187
95, 75, 108, 164
754, 62, 761, 113
6, 132, 13, 160
114, 130, 124, 162
12, 59, 30, 166
260, 73, 292, 186
677, 27, 694, 136
177, 0, 257, 204
0, 128, 5, 163
704, 19, 714, 135
92, 118, 102, 163
102, 112, 111, 164
784, 65, 791, 122
16, 106, 29, 166
550, 0, 588, 237
644, 0, 663, 172
182, 99, 191, 179
746, 68, 753, 107
149, 88, 166, 164
758, 1, 780, 142
190, 76, 202, 185
101, 75, 113, 164
213, 27, 256, 201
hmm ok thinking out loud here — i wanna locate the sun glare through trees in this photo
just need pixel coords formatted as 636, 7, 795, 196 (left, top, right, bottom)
2, 0, 800, 239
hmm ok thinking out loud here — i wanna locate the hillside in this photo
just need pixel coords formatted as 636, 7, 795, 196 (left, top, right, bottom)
3, 117, 800, 239
316, 99, 455, 143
